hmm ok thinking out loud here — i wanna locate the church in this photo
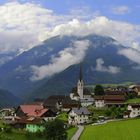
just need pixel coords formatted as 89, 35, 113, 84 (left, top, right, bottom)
70, 65, 94, 107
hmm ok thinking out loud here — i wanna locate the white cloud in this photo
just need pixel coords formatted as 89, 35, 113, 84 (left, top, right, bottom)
30, 40, 90, 81
131, 42, 140, 50
95, 58, 121, 74
118, 48, 140, 64
41, 16, 140, 50
0, 2, 140, 56
111, 6, 130, 15
0, 1, 140, 70
0, 2, 65, 54
0, 2, 101, 56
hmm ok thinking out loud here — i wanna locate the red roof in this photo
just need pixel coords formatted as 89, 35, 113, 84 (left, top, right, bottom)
20, 105, 48, 117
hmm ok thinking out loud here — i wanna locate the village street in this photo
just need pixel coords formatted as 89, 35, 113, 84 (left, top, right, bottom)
71, 125, 84, 140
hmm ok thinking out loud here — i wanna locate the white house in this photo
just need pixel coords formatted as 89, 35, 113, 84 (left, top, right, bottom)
128, 104, 140, 118
94, 95, 125, 108
129, 85, 140, 96
0, 108, 15, 121
68, 107, 90, 125
94, 96, 105, 108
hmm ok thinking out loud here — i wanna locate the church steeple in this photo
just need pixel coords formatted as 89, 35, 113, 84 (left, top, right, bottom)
79, 63, 83, 81
77, 63, 84, 99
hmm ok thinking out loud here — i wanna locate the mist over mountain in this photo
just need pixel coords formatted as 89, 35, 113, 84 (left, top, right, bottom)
0, 34, 139, 100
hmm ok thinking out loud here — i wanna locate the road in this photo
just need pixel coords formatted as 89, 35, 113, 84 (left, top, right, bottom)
71, 125, 84, 140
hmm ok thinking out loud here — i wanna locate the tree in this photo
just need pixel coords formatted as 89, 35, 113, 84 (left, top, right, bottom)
44, 119, 67, 140
94, 85, 104, 95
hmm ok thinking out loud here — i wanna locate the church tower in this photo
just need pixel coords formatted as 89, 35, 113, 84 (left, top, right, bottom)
77, 64, 84, 99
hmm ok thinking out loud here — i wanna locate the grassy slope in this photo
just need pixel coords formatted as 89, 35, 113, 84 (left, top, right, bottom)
0, 131, 45, 140
80, 119, 140, 140
67, 127, 78, 140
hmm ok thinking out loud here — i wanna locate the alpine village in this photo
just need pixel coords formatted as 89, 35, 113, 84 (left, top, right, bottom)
1, 1, 140, 140
1, 64, 140, 140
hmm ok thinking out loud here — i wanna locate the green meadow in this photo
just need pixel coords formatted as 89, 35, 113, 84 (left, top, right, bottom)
0, 119, 77, 140
80, 119, 140, 140
126, 98, 140, 104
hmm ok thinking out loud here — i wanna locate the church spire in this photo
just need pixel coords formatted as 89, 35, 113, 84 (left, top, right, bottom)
77, 63, 84, 99
79, 63, 83, 81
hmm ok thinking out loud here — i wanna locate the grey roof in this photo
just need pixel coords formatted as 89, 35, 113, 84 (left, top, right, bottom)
80, 98, 94, 103
72, 107, 90, 115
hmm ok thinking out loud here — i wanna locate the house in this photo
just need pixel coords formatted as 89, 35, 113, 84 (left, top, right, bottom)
104, 95, 125, 107
0, 108, 15, 120
105, 90, 127, 95
70, 65, 94, 106
15, 105, 56, 121
123, 111, 131, 118
127, 104, 140, 118
94, 96, 105, 108
14, 117, 45, 133
129, 85, 140, 96
105, 86, 128, 93
94, 95, 125, 108
68, 107, 90, 125
43, 95, 79, 112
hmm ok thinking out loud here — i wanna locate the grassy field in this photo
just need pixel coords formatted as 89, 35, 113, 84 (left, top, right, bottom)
0, 131, 45, 140
0, 119, 76, 140
126, 98, 140, 104
67, 127, 78, 140
80, 119, 140, 140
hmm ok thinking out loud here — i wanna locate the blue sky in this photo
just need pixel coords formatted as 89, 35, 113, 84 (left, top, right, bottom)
0, 0, 139, 24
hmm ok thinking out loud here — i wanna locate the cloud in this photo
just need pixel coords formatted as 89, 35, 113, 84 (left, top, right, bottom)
41, 16, 140, 50
95, 58, 121, 74
131, 42, 140, 50
0, 1, 140, 70
118, 48, 140, 64
111, 6, 130, 15
0, 2, 66, 54
30, 40, 90, 81
0, 2, 100, 56
0, 2, 140, 55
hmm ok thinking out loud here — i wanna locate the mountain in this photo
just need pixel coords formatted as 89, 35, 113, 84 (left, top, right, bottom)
0, 52, 17, 66
0, 89, 22, 108
0, 34, 139, 100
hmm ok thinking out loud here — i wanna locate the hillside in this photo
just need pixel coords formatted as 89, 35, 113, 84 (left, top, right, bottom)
0, 35, 139, 100
0, 89, 22, 108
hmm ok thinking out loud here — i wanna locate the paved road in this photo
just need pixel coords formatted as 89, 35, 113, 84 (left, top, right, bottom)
71, 125, 84, 140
